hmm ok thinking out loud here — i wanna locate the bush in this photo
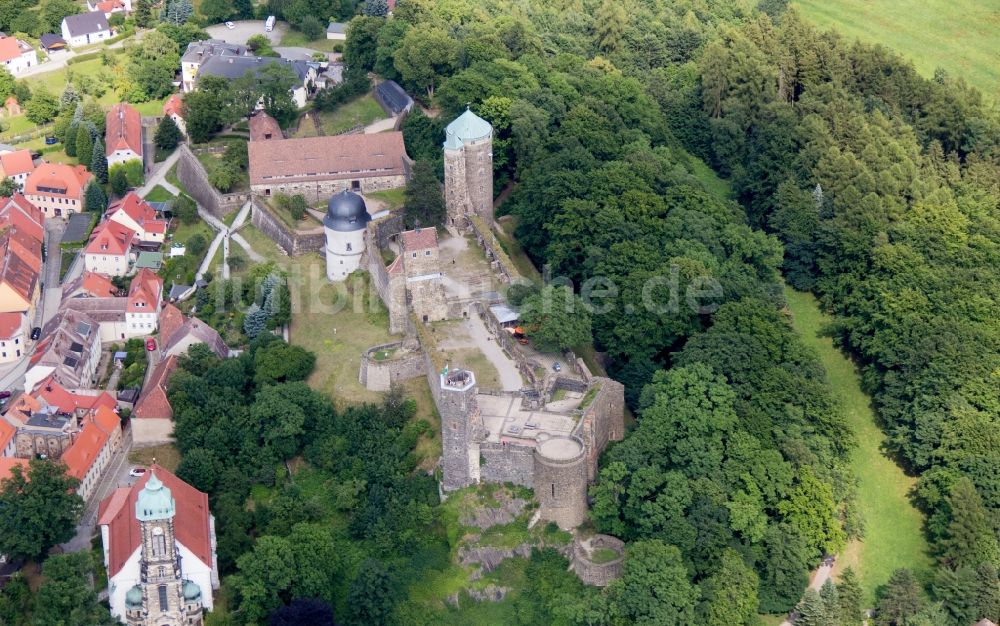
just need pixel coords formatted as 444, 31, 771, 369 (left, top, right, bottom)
299, 15, 324, 41
208, 162, 240, 192
123, 159, 144, 187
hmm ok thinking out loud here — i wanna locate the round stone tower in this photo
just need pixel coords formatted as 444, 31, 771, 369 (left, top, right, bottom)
533, 434, 588, 530
443, 107, 493, 229
324, 190, 371, 282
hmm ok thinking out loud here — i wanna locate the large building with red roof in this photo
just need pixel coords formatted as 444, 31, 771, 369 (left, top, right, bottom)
98, 465, 218, 623
0, 149, 35, 186
84, 219, 136, 276
0, 193, 44, 321
0, 35, 35, 76
107, 192, 168, 243
23, 162, 92, 219
106, 103, 144, 168
125, 268, 162, 336
61, 404, 122, 502
131, 355, 176, 446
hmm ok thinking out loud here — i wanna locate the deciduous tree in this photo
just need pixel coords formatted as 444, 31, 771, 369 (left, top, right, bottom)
0, 460, 83, 562
155, 116, 181, 150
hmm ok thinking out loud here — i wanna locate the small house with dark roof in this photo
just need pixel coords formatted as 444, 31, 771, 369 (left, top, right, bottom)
39, 34, 66, 52
60, 12, 111, 48
326, 21, 347, 40
374, 80, 413, 116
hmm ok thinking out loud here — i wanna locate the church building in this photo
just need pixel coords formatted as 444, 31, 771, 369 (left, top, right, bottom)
98, 465, 219, 625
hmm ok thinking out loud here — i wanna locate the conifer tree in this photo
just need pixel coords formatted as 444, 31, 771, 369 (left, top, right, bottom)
75, 124, 93, 167
941, 478, 1000, 570
91, 138, 108, 184
84, 181, 107, 213
975, 563, 1000, 623
154, 116, 181, 150
64, 119, 79, 157
795, 589, 828, 626
837, 567, 865, 626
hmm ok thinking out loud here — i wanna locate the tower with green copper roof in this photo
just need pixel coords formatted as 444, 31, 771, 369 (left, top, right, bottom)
443, 107, 494, 229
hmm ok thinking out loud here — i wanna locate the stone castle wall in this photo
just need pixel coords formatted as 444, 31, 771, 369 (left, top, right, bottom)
250, 173, 406, 204
468, 215, 518, 284
479, 440, 534, 487
573, 377, 626, 480
249, 199, 325, 256
176, 145, 249, 218
364, 227, 407, 336
571, 535, 625, 587
359, 342, 426, 391
533, 436, 589, 530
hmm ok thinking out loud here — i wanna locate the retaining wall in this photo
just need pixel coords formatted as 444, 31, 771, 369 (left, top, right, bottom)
176, 144, 251, 218
571, 535, 625, 587
250, 198, 325, 256
359, 342, 426, 391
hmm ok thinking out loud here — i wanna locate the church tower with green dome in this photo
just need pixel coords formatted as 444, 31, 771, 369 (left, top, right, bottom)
443, 107, 494, 229
124, 469, 206, 626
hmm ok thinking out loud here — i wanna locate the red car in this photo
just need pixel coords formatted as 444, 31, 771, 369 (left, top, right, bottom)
145, 338, 157, 351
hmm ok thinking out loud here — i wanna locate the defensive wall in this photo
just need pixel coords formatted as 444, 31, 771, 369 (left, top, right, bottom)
571, 535, 625, 587
358, 342, 426, 391
176, 144, 251, 218
249, 198, 325, 257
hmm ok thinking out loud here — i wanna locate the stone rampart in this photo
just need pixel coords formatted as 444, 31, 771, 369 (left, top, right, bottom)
571, 535, 624, 587
176, 144, 250, 218
479, 440, 534, 487
250, 198, 325, 256
359, 342, 426, 391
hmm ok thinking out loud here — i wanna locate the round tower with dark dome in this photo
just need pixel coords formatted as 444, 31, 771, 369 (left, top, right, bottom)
324, 189, 371, 282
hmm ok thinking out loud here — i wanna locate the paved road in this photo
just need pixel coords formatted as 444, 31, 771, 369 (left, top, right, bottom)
16, 32, 138, 79
61, 436, 136, 553
204, 20, 287, 45
365, 117, 397, 134
274, 46, 317, 61
137, 149, 181, 198
464, 313, 523, 391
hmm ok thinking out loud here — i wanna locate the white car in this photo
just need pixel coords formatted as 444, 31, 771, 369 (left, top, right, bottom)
225, 21, 235, 29
129, 467, 147, 478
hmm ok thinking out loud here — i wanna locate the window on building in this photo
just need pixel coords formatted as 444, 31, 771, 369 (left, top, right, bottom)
158, 585, 168, 611
412, 253, 417, 258
346, 243, 352, 252
151, 533, 166, 556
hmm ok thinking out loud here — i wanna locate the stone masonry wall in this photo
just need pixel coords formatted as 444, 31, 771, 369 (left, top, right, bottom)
479, 441, 534, 487
573, 377, 626, 480
359, 342, 426, 391
251, 173, 406, 204
250, 199, 325, 256
176, 145, 249, 218
571, 535, 625, 587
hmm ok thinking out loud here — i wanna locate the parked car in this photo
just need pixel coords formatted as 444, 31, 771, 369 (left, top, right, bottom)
265, 15, 275, 31
30, 327, 40, 340
44, 136, 57, 145
225, 21, 235, 29
145, 338, 157, 351
552, 362, 561, 372
129, 467, 147, 477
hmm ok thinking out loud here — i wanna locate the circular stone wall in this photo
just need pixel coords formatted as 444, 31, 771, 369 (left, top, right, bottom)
572, 535, 625, 587
533, 435, 588, 530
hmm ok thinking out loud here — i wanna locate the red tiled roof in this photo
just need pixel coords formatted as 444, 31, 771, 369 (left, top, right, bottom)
0, 193, 45, 242
0, 458, 28, 482
0, 416, 16, 452
0, 311, 24, 340
248, 132, 407, 186
105, 103, 143, 158
0, 230, 38, 306
85, 220, 135, 257
386, 254, 403, 277
0, 150, 34, 178
132, 355, 176, 419
401, 228, 438, 252
127, 268, 162, 313
37, 379, 117, 414
99, 464, 213, 577
248, 111, 282, 142
158, 303, 184, 345
107, 192, 167, 237
162, 93, 183, 118
62, 412, 111, 481
94, 0, 125, 12
0, 38, 26, 64
80, 271, 117, 297
24, 163, 91, 199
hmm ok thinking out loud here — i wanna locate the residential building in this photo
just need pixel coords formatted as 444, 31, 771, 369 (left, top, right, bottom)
84, 219, 136, 277
0, 149, 35, 187
162, 94, 185, 136
39, 34, 67, 53
196, 56, 316, 108
0, 194, 43, 317
25, 308, 102, 391
86, 0, 131, 18
126, 269, 162, 336
23, 162, 91, 219
131, 355, 176, 445
326, 22, 347, 40
62, 405, 122, 502
0, 312, 26, 363
159, 304, 227, 359
0, 458, 27, 481
180, 40, 249, 93
64, 270, 119, 299
107, 192, 168, 243
248, 116, 409, 201
248, 111, 281, 141
61, 13, 111, 48
0, 36, 35, 76
0, 414, 16, 458
99, 465, 218, 624
106, 103, 143, 168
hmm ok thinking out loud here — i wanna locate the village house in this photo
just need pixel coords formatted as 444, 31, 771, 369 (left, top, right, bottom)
180, 40, 249, 93
131, 355, 175, 445
248, 112, 409, 201
0, 312, 26, 364
107, 192, 168, 244
106, 103, 143, 168
64, 270, 119, 299
0, 149, 36, 187
85, 219, 136, 277
125, 269, 162, 336
23, 162, 91, 219
158, 303, 227, 359
0, 35, 35, 76
86, 0, 131, 18
61, 13, 112, 48
162, 93, 186, 136
25, 309, 102, 392
99, 465, 219, 624
196, 55, 316, 108
0, 194, 43, 329
61, 269, 162, 342
62, 404, 122, 502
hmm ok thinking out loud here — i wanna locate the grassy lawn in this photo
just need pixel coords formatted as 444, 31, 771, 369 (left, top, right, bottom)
795, 0, 1000, 101
142, 185, 176, 202
366, 187, 406, 211
169, 218, 214, 247
279, 29, 341, 52
0, 115, 36, 137
292, 94, 387, 138
128, 443, 181, 472
495, 216, 542, 285
784, 286, 931, 604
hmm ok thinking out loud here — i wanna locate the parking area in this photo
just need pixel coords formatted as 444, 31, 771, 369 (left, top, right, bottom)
204, 20, 287, 46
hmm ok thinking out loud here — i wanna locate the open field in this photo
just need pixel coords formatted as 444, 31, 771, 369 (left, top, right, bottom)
128, 443, 181, 472
795, 0, 1000, 101
279, 29, 341, 52
785, 286, 932, 604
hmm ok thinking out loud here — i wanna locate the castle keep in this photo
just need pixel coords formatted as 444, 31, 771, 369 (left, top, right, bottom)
443, 108, 494, 229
